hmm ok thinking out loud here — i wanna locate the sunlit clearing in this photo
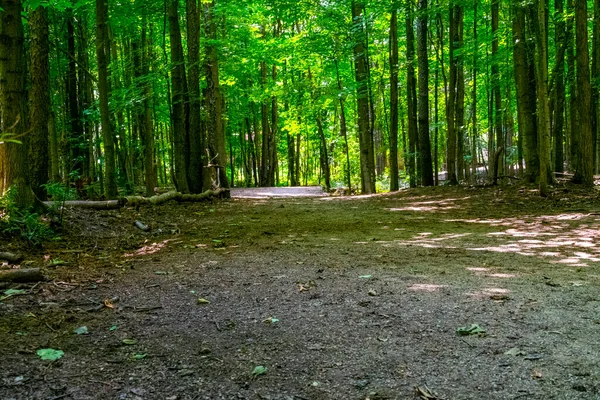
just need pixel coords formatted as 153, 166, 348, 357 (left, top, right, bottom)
124, 239, 171, 257
408, 283, 447, 292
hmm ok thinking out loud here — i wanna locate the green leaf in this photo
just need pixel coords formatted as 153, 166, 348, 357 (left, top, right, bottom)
263, 316, 279, 324
109, 325, 117, 331
456, 324, 487, 336
74, 326, 89, 335
252, 365, 267, 376
197, 298, 211, 305
37, 348, 64, 361
4, 289, 26, 296
122, 338, 137, 345
132, 353, 147, 360
154, 271, 167, 275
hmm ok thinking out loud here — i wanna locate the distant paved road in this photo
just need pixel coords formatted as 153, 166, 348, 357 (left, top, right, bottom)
230, 186, 327, 198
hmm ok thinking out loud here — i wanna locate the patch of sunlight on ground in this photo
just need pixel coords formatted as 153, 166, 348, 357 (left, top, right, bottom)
124, 239, 172, 257
408, 283, 447, 292
466, 287, 510, 299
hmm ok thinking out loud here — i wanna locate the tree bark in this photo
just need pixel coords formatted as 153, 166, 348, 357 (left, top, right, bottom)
417, 0, 433, 186
491, 0, 503, 183
96, 0, 118, 199
186, 0, 204, 193
0, 0, 34, 208
534, 0, 552, 196
406, 1, 418, 188
513, 1, 539, 183
168, 0, 190, 193
204, 0, 228, 188
389, 9, 399, 191
573, 0, 594, 186
28, 6, 50, 201
551, 0, 566, 173
352, 0, 376, 193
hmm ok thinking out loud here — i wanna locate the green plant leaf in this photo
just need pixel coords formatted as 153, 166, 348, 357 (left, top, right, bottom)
132, 353, 147, 360
37, 348, 64, 361
456, 324, 486, 336
252, 365, 267, 376
4, 289, 26, 296
109, 325, 117, 331
122, 338, 137, 345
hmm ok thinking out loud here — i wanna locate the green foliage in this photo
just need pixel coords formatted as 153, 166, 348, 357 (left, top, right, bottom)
0, 187, 54, 246
37, 348, 64, 361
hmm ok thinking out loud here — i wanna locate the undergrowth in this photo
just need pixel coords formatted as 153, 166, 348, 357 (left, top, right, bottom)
0, 187, 54, 246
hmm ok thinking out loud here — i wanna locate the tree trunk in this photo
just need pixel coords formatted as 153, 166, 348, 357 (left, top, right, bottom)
406, 1, 418, 188
316, 114, 331, 191
534, 0, 552, 196
352, 0, 376, 193
593, 0, 600, 173
66, 13, 84, 178
389, 9, 400, 191
168, 0, 190, 193
0, 0, 34, 208
513, 1, 539, 183
566, 0, 577, 173
259, 60, 272, 186
491, 0, 503, 183
573, 0, 594, 186
417, 0, 433, 186
96, 0, 118, 199
186, 0, 204, 193
455, 7, 465, 182
447, 5, 458, 185
28, 6, 50, 201
551, 0, 566, 173
204, 0, 228, 188
471, 0, 478, 182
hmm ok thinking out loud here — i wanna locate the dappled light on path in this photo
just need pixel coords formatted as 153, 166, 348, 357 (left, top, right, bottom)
123, 239, 172, 257
408, 283, 447, 292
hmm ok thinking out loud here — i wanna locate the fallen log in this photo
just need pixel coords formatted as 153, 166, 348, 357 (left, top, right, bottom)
0, 252, 23, 263
43, 188, 230, 210
0, 268, 45, 283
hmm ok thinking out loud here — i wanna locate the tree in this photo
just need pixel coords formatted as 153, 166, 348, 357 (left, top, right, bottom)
417, 0, 433, 186
0, 0, 34, 208
28, 5, 50, 201
96, 0, 118, 199
573, 0, 593, 186
389, 8, 400, 191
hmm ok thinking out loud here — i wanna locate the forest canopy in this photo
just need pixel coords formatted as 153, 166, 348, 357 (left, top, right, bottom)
0, 0, 599, 207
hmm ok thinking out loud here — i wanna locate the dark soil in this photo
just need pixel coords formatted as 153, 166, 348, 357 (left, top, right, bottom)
1, 185, 599, 400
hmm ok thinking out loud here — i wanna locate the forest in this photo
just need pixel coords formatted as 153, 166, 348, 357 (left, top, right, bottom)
1, 1, 600, 398
1, 0, 599, 208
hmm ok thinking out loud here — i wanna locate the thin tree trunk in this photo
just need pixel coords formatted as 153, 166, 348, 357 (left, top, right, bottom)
389, 9, 400, 191
406, 1, 418, 188
352, 0, 376, 193
417, 0, 433, 186
96, 0, 118, 198
534, 0, 552, 195
471, 0, 478, 182
551, 0, 566, 173
491, 0, 503, 183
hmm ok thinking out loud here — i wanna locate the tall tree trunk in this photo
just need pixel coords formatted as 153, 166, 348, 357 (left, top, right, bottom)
491, 0, 503, 183
417, 0, 433, 186
204, 0, 228, 188
335, 60, 352, 190
593, 0, 600, 173
389, 9, 400, 191
566, 0, 578, 173
471, 0, 478, 182
447, 5, 458, 185
259, 60, 272, 187
513, 1, 539, 183
66, 13, 84, 178
96, 0, 118, 198
186, 0, 204, 193
352, 1, 376, 193
0, 0, 34, 208
573, 0, 594, 186
551, 0, 566, 173
455, 7, 465, 182
28, 6, 50, 201
406, 1, 418, 188
534, 0, 552, 196
168, 0, 190, 193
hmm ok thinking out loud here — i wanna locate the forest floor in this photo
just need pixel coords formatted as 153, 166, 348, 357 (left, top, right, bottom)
1, 184, 600, 400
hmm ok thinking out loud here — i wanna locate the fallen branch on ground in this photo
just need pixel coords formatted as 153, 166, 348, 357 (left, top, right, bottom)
0, 268, 45, 283
0, 251, 23, 263
43, 188, 230, 210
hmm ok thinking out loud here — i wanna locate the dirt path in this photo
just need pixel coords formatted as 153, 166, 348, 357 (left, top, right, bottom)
1, 186, 599, 399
